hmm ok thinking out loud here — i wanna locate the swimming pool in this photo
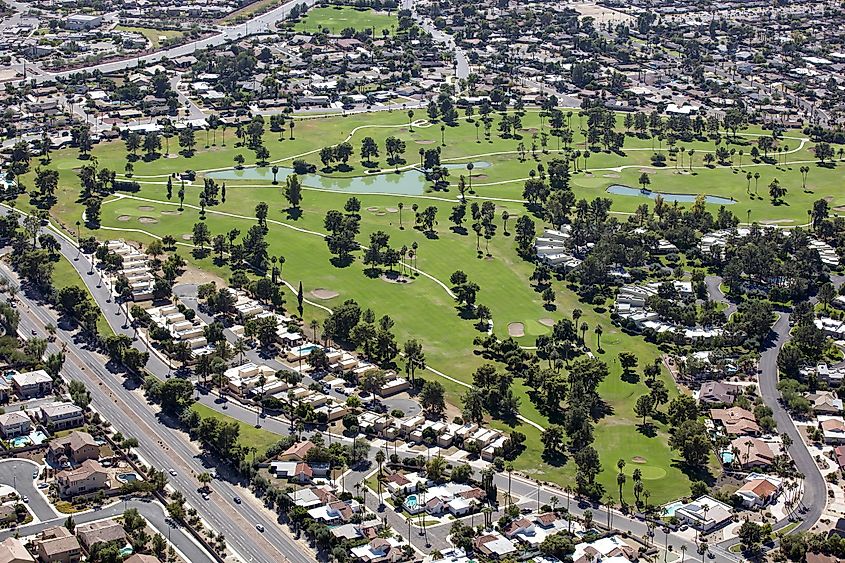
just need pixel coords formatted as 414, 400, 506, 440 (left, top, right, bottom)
118, 473, 138, 483
606, 184, 736, 205
720, 450, 735, 464
405, 494, 419, 509
662, 501, 685, 517
296, 344, 320, 355
9, 436, 30, 448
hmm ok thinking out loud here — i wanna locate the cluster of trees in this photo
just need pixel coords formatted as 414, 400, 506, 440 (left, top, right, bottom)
324, 198, 362, 266
321, 298, 409, 367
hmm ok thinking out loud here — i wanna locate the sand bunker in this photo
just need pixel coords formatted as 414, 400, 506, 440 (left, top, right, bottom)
366, 206, 380, 212
161, 210, 182, 215
508, 322, 525, 337
471, 174, 488, 180
631, 456, 647, 464
117, 215, 132, 222
386, 207, 398, 213
603, 173, 620, 178
138, 206, 155, 211
539, 318, 555, 327
311, 288, 339, 300
139, 217, 158, 224
415, 140, 435, 144
181, 234, 193, 240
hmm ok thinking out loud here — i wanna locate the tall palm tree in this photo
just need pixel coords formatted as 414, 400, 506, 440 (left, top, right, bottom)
594, 325, 603, 351
309, 319, 319, 342
234, 338, 246, 365
505, 462, 514, 506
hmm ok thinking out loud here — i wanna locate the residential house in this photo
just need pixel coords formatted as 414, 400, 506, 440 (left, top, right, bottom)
0, 412, 31, 438
819, 416, 845, 444
0, 537, 34, 563
269, 461, 328, 483
735, 476, 781, 509
307, 500, 360, 524
48, 431, 100, 466
39, 403, 84, 431
0, 506, 15, 527
278, 440, 315, 462
124, 556, 162, 563
56, 460, 109, 497
730, 437, 775, 469
807, 391, 843, 415
710, 407, 761, 436
473, 532, 517, 559
11, 370, 52, 399
698, 381, 739, 405
35, 526, 82, 563
75, 519, 127, 551
674, 496, 733, 531
572, 536, 637, 563
350, 538, 404, 562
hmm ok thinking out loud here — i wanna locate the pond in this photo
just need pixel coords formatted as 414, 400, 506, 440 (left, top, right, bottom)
204, 162, 493, 196
606, 184, 736, 205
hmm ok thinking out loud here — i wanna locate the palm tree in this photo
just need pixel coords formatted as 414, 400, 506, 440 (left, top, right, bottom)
398, 202, 404, 229
594, 325, 603, 351
233, 338, 246, 364
375, 449, 385, 505
309, 319, 319, 342
505, 462, 514, 506
467, 162, 474, 194
288, 120, 295, 140
580, 322, 588, 343
407, 109, 414, 132
680, 545, 687, 563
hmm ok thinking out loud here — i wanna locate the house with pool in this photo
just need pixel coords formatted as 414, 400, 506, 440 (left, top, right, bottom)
402, 482, 483, 517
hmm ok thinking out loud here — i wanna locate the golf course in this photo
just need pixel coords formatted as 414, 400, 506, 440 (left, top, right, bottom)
18, 107, 839, 502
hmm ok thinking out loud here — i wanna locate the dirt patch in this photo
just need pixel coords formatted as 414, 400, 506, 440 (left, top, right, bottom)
181, 234, 193, 240
311, 288, 339, 300
631, 456, 647, 464
415, 140, 435, 144
380, 273, 413, 284
508, 322, 525, 337
138, 206, 155, 211
161, 210, 182, 216
139, 217, 158, 224
385, 207, 398, 213
117, 215, 132, 222
603, 173, 620, 178
178, 263, 228, 287
539, 318, 555, 327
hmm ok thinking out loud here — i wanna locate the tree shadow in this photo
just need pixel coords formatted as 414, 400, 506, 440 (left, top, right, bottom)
636, 422, 658, 437
285, 207, 302, 221
621, 370, 640, 384
329, 255, 354, 268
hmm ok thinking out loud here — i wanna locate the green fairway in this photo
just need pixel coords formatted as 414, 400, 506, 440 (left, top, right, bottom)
23, 107, 832, 502
51, 254, 114, 338
191, 402, 280, 456
293, 6, 398, 35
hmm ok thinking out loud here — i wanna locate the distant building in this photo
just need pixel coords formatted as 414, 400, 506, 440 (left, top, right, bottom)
65, 14, 103, 31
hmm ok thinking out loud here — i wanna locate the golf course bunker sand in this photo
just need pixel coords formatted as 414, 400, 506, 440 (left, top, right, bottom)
138, 206, 155, 211
181, 234, 193, 240
603, 173, 620, 178
311, 288, 339, 300
386, 207, 399, 213
415, 140, 435, 144
508, 322, 525, 337
117, 215, 132, 221
139, 217, 158, 224
539, 318, 555, 327
366, 206, 380, 213
161, 210, 182, 215
472, 174, 488, 180
631, 456, 647, 464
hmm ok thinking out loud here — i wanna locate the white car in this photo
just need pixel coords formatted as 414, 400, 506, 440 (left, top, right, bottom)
169, 469, 177, 477
255, 524, 264, 533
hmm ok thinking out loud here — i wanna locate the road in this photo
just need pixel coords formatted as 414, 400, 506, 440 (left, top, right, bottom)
0, 225, 315, 562
0, 459, 56, 522
401, 0, 469, 80
22, 0, 319, 85
0, 497, 216, 563
704, 275, 737, 318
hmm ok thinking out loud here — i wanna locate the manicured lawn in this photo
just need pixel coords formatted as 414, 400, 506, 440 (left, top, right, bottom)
51, 254, 114, 338
191, 402, 280, 456
24, 109, 833, 502
219, 0, 283, 23
293, 6, 398, 35
113, 26, 183, 49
